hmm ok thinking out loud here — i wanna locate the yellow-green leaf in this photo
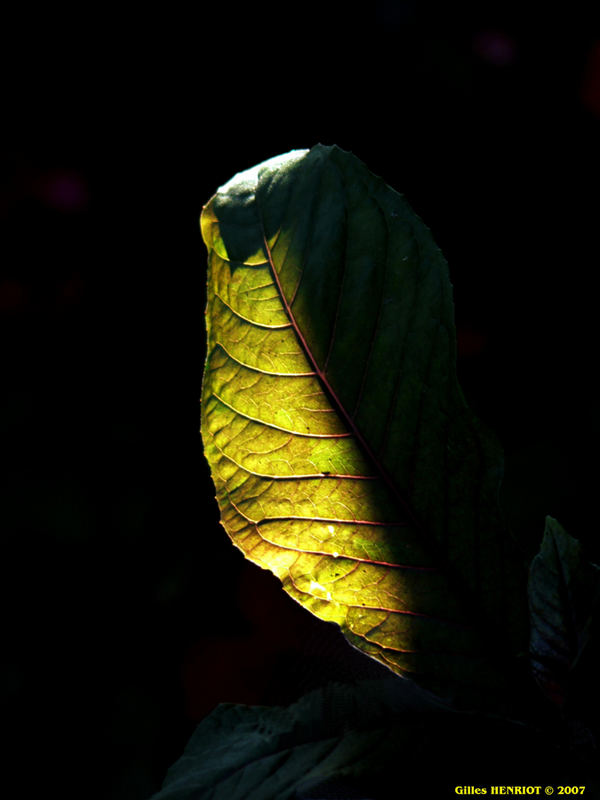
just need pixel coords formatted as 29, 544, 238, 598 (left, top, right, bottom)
200, 145, 526, 705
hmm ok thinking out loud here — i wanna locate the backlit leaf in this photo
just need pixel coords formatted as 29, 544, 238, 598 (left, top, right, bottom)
200, 145, 526, 704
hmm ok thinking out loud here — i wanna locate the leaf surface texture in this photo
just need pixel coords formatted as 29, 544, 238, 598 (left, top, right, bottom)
200, 145, 525, 701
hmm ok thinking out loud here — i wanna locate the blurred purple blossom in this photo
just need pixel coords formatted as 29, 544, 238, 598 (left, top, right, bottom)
473, 30, 517, 66
37, 170, 89, 211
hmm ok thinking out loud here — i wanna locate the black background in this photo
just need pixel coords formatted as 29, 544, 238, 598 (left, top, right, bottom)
2, 4, 599, 798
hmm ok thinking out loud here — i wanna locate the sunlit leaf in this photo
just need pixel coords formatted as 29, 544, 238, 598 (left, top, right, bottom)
200, 144, 526, 704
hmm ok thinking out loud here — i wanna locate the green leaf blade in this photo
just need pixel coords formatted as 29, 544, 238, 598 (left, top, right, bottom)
528, 516, 600, 708
150, 679, 561, 800
201, 144, 525, 703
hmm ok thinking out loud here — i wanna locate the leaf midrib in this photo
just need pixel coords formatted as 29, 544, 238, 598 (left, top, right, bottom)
255, 185, 510, 664
256, 216, 421, 536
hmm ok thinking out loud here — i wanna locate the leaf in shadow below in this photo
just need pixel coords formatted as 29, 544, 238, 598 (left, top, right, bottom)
149, 678, 589, 800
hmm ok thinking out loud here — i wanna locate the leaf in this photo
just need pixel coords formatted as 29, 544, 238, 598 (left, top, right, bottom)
149, 679, 557, 800
528, 515, 600, 708
200, 144, 526, 705
150, 679, 443, 800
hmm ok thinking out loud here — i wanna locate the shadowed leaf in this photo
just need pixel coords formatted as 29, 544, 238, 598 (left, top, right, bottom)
149, 679, 557, 800
528, 516, 600, 708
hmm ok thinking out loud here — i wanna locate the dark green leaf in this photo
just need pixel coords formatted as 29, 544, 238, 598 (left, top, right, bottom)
149, 679, 562, 800
528, 515, 600, 708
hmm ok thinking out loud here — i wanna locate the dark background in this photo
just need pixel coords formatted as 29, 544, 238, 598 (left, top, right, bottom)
2, 4, 599, 798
